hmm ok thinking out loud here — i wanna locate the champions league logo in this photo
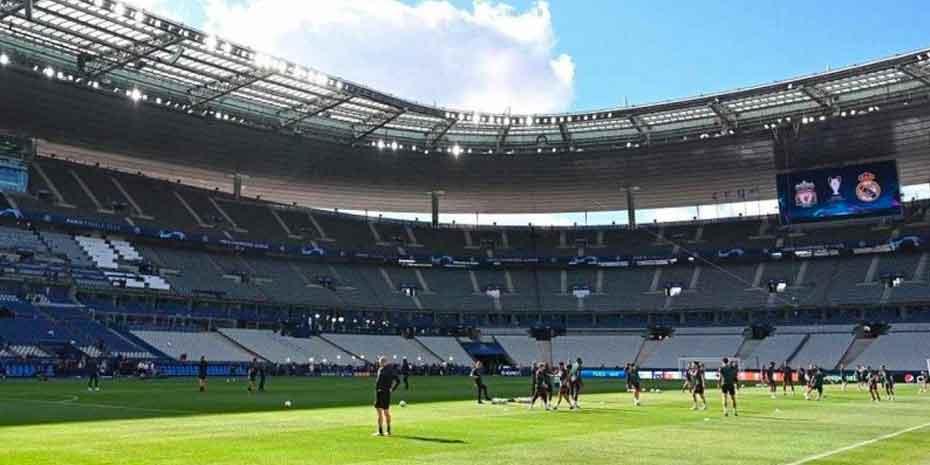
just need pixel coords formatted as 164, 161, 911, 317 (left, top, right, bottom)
856, 172, 881, 202
827, 176, 843, 200
794, 180, 818, 208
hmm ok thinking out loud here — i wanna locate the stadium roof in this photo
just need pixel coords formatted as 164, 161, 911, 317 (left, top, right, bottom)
2, 0, 930, 155
1, 1, 930, 214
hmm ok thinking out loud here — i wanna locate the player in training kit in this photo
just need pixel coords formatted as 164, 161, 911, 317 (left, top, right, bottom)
247, 358, 258, 393
805, 366, 824, 401
766, 362, 777, 399
86, 356, 100, 392
856, 365, 867, 391
781, 362, 795, 395
880, 365, 895, 401
198, 356, 208, 392
689, 362, 707, 410
719, 358, 738, 417
373, 357, 400, 436
868, 369, 882, 402
529, 364, 551, 410
626, 363, 642, 406
471, 361, 492, 404
570, 358, 583, 408
920, 370, 929, 394
554, 362, 573, 410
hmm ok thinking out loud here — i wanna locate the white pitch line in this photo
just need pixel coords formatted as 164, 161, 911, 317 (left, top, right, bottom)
0, 397, 194, 414
783, 420, 930, 465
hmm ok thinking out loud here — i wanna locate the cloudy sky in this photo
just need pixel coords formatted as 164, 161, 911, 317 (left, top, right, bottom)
124, 0, 930, 224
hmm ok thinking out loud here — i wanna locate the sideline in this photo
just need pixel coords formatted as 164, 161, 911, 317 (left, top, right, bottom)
782, 420, 930, 465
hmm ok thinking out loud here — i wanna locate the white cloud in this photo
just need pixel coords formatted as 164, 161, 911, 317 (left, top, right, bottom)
197, 0, 574, 113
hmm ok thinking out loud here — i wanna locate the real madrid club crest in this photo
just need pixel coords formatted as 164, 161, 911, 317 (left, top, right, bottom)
856, 172, 881, 202
794, 180, 818, 208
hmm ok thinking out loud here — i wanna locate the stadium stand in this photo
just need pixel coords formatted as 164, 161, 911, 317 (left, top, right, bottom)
322, 334, 442, 364
132, 331, 256, 362
218, 329, 360, 365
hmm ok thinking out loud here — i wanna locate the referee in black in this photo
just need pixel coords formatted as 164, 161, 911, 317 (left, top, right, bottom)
471, 361, 492, 404
374, 356, 400, 436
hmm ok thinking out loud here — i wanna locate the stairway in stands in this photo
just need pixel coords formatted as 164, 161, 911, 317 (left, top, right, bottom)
75, 236, 171, 291
837, 337, 876, 369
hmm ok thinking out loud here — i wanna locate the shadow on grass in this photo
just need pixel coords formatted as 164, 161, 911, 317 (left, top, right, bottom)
394, 435, 467, 444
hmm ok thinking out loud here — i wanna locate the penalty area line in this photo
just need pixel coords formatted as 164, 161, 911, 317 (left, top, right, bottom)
782, 420, 930, 465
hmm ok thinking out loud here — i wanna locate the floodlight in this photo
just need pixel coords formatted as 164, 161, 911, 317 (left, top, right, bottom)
42, 66, 54, 78
204, 35, 217, 50
390, 141, 398, 151
129, 88, 142, 102
376, 139, 385, 150
0, 53, 8, 66
451, 144, 463, 157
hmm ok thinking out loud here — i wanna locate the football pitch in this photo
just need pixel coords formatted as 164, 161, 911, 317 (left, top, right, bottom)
1, 377, 929, 465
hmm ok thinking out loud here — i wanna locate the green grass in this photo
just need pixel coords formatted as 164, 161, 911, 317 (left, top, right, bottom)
1, 376, 929, 465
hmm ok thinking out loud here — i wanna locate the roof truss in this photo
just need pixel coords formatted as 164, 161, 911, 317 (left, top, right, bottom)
188, 68, 276, 109
424, 118, 456, 148
0, 0, 32, 21
799, 85, 836, 111
352, 108, 404, 141
709, 101, 738, 131
277, 94, 354, 130
80, 32, 185, 79
898, 63, 930, 88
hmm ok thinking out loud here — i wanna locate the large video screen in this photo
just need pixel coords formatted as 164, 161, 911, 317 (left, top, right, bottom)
776, 160, 902, 224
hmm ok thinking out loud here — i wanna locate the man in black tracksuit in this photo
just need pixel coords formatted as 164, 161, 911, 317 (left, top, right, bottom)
86, 357, 100, 392
373, 357, 400, 436
471, 361, 492, 404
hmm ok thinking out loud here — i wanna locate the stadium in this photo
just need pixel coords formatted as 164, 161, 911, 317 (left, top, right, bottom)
1, 1, 930, 464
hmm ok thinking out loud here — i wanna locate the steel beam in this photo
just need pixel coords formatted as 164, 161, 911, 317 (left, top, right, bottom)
81, 32, 184, 79
277, 94, 354, 129
424, 118, 456, 148
188, 68, 275, 109
0, 0, 31, 21
799, 85, 836, 111
709, 101, 738, 131
352, 109, 404, 141
496, 123, 512, 151
558, 122, 571, 144
898, 63, 930, 88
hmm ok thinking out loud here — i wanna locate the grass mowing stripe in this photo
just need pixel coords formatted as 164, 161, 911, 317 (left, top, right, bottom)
782, 420, 930, 465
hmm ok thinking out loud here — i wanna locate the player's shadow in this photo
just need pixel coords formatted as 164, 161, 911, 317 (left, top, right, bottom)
394, 435, 466, 444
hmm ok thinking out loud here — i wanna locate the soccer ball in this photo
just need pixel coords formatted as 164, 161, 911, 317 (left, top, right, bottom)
399, 400, 407, 408
284, 400, 292, 408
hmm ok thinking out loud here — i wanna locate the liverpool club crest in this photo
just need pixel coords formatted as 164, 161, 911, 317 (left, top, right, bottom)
794, 180, 818, 208
856, 172, 881, 202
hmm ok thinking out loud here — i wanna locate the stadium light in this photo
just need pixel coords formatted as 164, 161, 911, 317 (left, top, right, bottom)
42, 66, 54, 78
390, 141, 398, 151
376, 139, 385, 150
451, 144, 463, 157
0, 53, 8, 66
129, 88, 142, 102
